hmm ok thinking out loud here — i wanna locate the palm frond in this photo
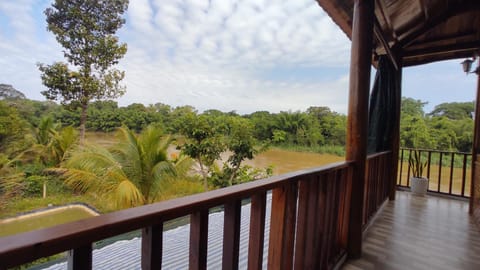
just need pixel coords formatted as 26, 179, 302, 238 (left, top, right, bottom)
113, 180, 144, 208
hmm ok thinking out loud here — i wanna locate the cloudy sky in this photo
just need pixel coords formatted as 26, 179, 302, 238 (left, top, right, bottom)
0, 0, 477, 114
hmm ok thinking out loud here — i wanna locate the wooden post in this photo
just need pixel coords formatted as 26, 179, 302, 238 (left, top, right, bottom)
346, 0, 374, 258
470, 64, 480, 216
390, 66, 402, 200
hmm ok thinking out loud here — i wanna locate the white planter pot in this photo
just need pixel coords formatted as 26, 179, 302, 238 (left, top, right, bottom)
410, 177, 428, 196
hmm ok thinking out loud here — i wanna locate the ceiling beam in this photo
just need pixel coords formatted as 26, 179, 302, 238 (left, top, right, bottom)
403, 41, 480, 58
374, 18, 400, 70
403, 50, 477, 67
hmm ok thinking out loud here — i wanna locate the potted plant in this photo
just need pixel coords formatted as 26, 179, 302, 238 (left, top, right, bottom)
409, 150, 428, 196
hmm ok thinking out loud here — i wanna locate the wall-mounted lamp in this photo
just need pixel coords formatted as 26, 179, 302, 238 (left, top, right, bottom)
461, 57, 479, 75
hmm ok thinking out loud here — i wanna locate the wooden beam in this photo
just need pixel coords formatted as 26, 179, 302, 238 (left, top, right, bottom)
470, 59, 480, 215
222, 200, 241, 270
316, 0, 353, 38
403, 49, 478, 67
403, 41, 480, 58
375, 0, 396, 41
142, 223, 163, 270
247, 192, 266, 270
189, 211, 208, 270
67, 244, 92, 270
374, 18, 399, 70
267, 183, 298, 270
346, 0, 375, 259
390, 65, 402, 200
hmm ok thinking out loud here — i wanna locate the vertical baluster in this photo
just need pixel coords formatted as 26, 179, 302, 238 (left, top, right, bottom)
142, 223, 163, 270
223, 200, 241, 270
320, 171, 336, 269
427, 151, 432, 180
268, 182, 298, 270
462, 154, 468, 197
303, 175, 321, 269
438, 152, 443, 192
190, 210, 209, 270
407, 149, 412, 186
399, 148, 404, 186
248, 192, 266, 270
449, 152, 455, 195
67, 244, 92, 270
294, 178, 310, 270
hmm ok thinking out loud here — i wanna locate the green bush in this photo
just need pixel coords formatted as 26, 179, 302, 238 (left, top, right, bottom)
24, 175, 47, 197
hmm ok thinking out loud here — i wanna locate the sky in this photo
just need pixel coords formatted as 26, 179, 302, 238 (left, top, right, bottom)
0, 0, 477, 115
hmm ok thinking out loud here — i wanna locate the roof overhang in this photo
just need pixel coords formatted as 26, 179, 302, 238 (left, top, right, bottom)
316, 0, 480, 67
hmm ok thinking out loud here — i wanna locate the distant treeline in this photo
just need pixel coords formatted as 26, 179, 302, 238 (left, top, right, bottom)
0, 96, 474, 156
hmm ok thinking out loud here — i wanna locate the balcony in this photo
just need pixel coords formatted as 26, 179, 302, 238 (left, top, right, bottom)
343, 191, 480, 270
2, 0, 480, 269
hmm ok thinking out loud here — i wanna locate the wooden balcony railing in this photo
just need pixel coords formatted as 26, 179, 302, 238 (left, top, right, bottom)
397, 148, 471, 198
363, 151, 392, 226
0, 162, 354, 270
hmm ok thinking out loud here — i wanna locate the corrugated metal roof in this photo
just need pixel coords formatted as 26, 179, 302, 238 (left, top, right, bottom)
42, 194, 272, 270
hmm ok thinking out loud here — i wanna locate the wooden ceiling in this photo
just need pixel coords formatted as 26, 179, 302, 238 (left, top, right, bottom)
316, 0, 480, 67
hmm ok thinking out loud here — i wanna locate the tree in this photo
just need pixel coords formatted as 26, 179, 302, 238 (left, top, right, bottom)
428, 101, 474, 120
38, 0, 129, 143
179, 114, 225, 190
59, 126, 192, 208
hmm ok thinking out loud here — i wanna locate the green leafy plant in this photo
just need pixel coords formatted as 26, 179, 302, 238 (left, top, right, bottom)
409, 150, 427, 178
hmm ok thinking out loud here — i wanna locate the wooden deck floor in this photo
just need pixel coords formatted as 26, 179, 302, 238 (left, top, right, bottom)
342, 191, 480, 270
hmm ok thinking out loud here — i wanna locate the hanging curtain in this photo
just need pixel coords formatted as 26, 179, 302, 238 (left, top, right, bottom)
367, 56, 401, 154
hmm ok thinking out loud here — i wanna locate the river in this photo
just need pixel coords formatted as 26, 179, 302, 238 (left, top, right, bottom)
243, 148, 344, 175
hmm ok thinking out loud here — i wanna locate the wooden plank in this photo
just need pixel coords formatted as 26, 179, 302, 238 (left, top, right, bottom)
293, 178, 310, 270
67, 244, 92, 270
345, 0, 374, 258
470, 66, 480, 214
189, 210, 209, 270
390, 66, 402, 200
222, 200, 241, 270
247, 192, 266, 270
295, 176, 322, 269
141, 223, 163, 270
267, 182, 298, 270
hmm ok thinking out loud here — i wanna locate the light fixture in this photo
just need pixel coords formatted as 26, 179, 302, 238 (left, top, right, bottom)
461, 56, 479, 75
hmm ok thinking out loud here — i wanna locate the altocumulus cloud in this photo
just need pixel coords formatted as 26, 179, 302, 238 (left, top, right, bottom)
0, 0, 351, 114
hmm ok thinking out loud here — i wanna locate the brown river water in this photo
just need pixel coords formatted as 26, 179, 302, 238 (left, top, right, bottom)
243, 148, 344, 175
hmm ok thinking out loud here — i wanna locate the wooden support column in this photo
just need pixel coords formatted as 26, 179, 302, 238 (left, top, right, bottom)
470, 64, 480, 218
346, 0, 374, 258
390, 65, 402, 200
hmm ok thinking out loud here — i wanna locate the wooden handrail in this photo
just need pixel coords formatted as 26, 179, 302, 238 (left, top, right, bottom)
0, 161, 353, 269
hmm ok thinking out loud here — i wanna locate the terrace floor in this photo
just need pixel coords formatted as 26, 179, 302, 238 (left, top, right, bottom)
342, 191, 480, 270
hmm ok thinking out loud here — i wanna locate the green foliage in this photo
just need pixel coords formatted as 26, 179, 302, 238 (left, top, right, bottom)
23, 175, 47, 197
408, 150, 427, 178
428, 101, 474, 120
0, 101, 30, 156
38, 0, 129, 141
209, 164, 273, 188
59, 125, 191, 208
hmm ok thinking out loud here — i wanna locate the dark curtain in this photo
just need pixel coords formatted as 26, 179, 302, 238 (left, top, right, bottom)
367, 56, 401, 154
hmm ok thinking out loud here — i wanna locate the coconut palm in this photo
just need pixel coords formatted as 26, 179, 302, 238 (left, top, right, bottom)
60, 125, 192, 208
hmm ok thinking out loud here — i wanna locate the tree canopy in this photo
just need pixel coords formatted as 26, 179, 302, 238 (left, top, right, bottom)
38, 0, 129, 142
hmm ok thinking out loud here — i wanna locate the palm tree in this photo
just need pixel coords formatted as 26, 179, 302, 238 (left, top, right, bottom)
60, 126, 192, 208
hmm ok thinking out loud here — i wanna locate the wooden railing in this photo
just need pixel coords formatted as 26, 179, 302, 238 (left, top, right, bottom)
363, 151, 392, 226
397, 148, 472, 198
0, 162, 353, 270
